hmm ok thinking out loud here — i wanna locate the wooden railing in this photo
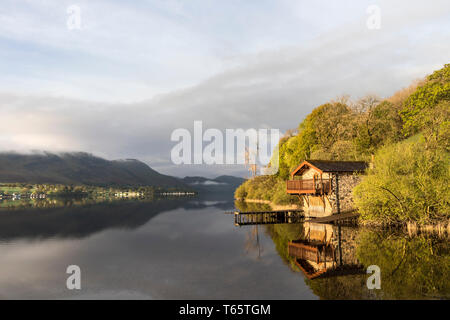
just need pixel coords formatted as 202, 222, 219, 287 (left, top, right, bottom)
286, 178, 331, 194
288, 242, 320, 263
286, 179, 314, 192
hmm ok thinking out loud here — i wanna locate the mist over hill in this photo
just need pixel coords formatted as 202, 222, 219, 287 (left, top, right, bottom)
181, 175, 246, 194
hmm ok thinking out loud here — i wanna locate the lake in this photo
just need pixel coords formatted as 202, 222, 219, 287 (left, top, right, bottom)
0, 195, 448, 299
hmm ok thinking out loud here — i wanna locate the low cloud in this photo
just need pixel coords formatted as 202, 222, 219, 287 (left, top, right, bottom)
0, 1, 449, 177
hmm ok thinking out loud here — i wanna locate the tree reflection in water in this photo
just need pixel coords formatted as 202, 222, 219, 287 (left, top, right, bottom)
294, 226, 449, 299
256, 211, 449, 299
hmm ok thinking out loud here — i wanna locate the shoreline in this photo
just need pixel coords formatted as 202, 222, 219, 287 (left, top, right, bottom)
236, 197, 449, 235
236, 198, 301, 212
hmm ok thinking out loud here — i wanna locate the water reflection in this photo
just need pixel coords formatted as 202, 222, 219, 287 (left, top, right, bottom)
288, 223, 365, 280
355, 229, 449, 299
0, 197, 447, 299
234, 200, 449, 299
0, 196, 234, 241
296, 227, 450, 299
0, 195, 320, 299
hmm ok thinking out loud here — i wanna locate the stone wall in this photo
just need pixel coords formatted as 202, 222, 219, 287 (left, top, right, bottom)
300, 223, 361, 267
328, 173, 362, 213
303, 173, 363, 216
330, 225, 360, 266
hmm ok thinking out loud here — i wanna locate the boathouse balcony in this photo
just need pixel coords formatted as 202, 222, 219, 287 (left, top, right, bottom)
286, 178, 331, 195
286, 160, 367, 196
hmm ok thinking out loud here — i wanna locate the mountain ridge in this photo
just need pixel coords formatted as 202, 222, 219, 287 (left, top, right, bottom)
0, 152, 246, 193
0, 152, 185, 187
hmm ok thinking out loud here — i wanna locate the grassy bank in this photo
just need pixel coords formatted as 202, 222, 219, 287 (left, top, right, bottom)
234, 175, 300, 206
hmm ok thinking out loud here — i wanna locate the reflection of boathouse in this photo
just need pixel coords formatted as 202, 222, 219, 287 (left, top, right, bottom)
288, 222, 364, 279
286, 160, 367, 217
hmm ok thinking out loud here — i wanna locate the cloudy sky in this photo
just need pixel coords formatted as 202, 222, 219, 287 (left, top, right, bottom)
0, 0, 449, 178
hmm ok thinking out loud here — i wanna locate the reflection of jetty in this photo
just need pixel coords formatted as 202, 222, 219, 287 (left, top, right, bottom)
234, 209, 304, 226
233, 209, 359, 227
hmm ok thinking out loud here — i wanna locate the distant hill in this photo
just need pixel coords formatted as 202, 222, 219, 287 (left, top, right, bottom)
0, 152, 186, 187
213, 175, 247, 185
182, 175, 246, 193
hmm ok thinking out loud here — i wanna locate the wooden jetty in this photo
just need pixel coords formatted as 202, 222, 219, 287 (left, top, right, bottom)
234, 209, 304, 226
305, 211, 360, 224
232, 208, 359, 226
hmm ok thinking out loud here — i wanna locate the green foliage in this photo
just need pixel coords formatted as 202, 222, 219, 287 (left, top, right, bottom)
265, 224, 304, 269
234, 175, 299, 205
307, 228, 450, 299
353, 138, 449, 224
401, 64, 450, 137
356, 230, 450, 299
272, 102, 361, 179
277, 135, 303, 179
234, 200, 272, 212
271, 179, 294, 204
234, 183, 248, 199
309, 102, 355, 151
353, 100, 404, 155
415, 100, 450, 151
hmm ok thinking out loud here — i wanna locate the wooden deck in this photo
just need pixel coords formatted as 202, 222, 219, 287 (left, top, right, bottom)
286, 178, 331, 195
305, 211, 360, 224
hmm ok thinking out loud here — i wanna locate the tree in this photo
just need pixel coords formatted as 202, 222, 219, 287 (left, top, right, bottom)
275, 101, 356, 179
353, 100, 403, 155
353, 138, 449, 224
401, 64, 450, 137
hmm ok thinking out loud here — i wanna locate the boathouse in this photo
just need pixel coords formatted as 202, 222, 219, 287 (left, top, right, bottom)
286, 160, 368, 217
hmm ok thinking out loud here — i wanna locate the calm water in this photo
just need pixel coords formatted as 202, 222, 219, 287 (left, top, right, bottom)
0, 196, 448, 299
